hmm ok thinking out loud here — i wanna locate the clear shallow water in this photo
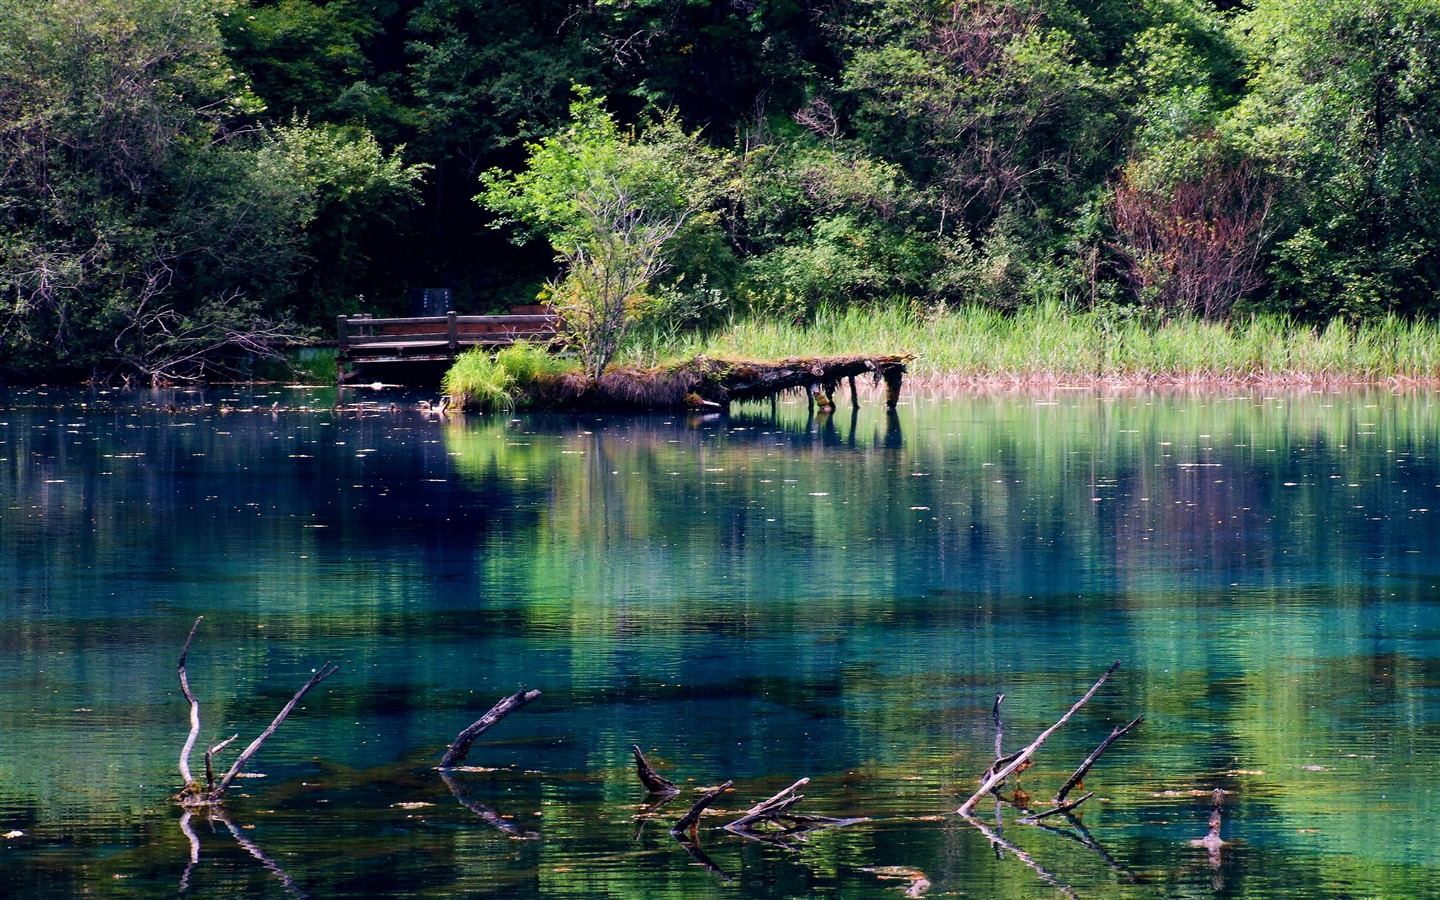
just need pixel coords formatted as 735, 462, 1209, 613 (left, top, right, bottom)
2, 384, 1439, 898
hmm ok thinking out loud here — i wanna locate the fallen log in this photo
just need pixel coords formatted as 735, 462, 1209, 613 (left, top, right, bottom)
439, 688, 542, 769
511, 355, 912, 412
958, 661, 1121, 816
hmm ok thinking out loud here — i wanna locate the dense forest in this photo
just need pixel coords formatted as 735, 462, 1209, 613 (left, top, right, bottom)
2, 0, 1437, 380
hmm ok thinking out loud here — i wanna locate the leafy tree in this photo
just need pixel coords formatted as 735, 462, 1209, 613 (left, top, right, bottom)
1227, 0, 1440, 319
479, 91, 731, 380
0, 0, 308, 379
270, 117, 428, 323
839, 0, 1119, 242
220, 0, 389, 125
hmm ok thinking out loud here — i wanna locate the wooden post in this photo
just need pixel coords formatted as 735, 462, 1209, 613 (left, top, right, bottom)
446, 311, 458, 355
882, 368, 903, 410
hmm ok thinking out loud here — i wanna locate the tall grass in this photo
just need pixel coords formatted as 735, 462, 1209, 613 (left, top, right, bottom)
443, 342, 578, 409
618, 302, 1440, 381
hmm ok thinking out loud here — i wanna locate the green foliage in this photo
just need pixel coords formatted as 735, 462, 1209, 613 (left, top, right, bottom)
1227, 0, 1440, 319
479, 90, 732, 379
270, 117, 428, 323
6, 0, 1440, 380
221, 0, 384, 124
443, 341, 574, 409
0, 0, 306, 379
646, 302, 1440, 381
442, 348, 516, 411
493, 340, 572, 383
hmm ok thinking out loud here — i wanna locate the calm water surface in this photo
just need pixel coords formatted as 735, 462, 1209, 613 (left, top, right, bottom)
2, 385, 1439, 898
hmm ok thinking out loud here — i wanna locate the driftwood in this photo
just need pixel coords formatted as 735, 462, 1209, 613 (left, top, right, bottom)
631, 745, 678, 795
959, 661, 1122, 815
723, 778, 862, 846
1053, 715, 1143, 805
176, 617, 339, 807
671, 781, 733, 838
438, 688, 542, 769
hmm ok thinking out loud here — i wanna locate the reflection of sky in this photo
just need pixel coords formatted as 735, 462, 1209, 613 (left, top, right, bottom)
2, 387, 1439, 895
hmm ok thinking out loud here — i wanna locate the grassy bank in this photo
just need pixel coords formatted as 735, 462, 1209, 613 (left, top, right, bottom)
621, 303, 1440, 382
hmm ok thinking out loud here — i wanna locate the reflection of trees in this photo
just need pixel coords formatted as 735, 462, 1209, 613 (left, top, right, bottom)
5, 388, 1440, 894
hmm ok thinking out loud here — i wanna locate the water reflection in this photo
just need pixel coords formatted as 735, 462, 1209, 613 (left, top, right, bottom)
1, 386, 1439, 896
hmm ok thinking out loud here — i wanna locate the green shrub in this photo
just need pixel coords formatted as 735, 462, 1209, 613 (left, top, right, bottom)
443, 349, 516, 411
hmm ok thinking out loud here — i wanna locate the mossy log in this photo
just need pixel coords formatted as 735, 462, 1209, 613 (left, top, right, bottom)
521, 355, 911, 412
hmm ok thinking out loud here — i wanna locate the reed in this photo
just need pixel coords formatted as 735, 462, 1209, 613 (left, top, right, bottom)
619, 303, 1440, 382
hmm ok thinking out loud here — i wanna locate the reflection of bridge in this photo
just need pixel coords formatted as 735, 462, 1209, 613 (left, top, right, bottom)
336, 306, 557, 381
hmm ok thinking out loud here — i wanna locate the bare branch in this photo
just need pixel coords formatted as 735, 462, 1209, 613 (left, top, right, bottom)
671, 781, 733, 838
438, 688, 542, 769
1053, 715, 1143, 805
205, 662, 340, 802
958, 661, 1121, 816
177, 616, 203, 787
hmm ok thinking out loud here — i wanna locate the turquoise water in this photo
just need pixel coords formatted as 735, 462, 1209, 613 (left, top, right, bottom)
2, 385, 1439, 897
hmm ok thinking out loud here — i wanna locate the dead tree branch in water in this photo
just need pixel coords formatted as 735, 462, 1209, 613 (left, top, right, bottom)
176, 617, 338, 807
671, 781, 733, 839
723, 778, 863, 845
177, 617, 204, 788
439, 688, 542, 769
631, 745, 678, 795
1053, 715, 1143, 805
1019, 791, 1096, 823
959, 661, 1121, 815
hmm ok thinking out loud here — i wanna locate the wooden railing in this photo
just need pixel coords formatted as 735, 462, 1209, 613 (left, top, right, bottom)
336, 309, 558, 377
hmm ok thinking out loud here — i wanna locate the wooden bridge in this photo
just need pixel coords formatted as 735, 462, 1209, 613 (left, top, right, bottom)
336, 306, 557, 381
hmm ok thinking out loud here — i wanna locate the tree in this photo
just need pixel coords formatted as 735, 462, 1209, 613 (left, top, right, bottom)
1227, 0, 1440, 319
0, 0, 304, 379
1110, 145, 1274, 319
479, 91, 730, 380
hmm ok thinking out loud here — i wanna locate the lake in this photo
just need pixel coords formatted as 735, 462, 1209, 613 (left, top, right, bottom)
2, 384, 1439, 898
